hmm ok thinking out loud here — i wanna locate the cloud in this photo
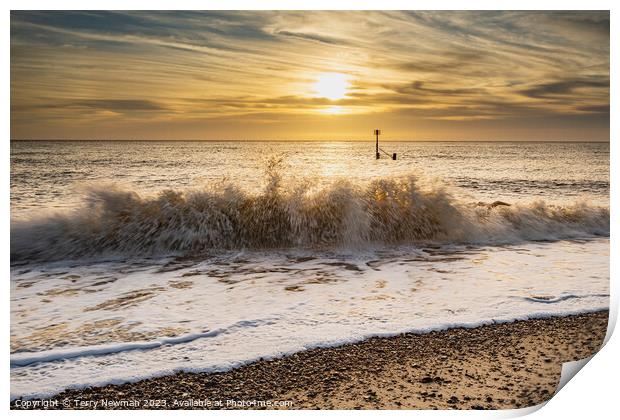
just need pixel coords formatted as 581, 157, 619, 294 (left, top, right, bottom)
519, 79, 609, 99
274, 30, 350, 46
14, 99, 168, 113
388, 81, 487, 98
70, 99, 167, 111
576, 105, 610, 114
10, 11, 610, 140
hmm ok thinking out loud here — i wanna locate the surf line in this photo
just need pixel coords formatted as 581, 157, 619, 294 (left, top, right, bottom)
11, 317, 277, 368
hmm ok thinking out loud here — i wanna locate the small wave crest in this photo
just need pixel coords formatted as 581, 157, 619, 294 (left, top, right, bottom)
524, 293, 610, 304
11, 159, 609, 262
11, 317, 276, 368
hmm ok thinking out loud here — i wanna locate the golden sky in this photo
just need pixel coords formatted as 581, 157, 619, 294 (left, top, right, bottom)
10, 11, 609, 141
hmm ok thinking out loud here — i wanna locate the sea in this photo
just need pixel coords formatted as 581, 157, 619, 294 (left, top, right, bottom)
10, 140, 610, 399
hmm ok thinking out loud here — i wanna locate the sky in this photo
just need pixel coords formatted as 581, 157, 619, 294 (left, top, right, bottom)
10, 11, 610, 141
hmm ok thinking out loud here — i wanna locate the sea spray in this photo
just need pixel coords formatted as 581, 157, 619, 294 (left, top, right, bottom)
10, 160, 609, 262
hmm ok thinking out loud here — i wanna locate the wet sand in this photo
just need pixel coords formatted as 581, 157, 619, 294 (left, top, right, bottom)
12, 311, 608, 410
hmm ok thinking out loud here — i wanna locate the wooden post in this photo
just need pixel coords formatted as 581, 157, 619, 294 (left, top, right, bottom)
374, 129, 381, 159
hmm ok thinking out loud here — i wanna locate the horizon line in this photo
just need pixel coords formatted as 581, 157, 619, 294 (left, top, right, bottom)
9, 139, 611, 143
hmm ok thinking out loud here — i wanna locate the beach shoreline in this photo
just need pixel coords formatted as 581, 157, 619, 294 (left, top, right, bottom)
11, 310, 608, 410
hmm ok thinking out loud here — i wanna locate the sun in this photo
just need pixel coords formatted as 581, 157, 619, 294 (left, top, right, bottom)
313, 73, 350, 100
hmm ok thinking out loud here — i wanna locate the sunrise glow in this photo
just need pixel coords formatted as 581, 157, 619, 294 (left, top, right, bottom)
313, 73, 350, 100
10, 11, 610, 141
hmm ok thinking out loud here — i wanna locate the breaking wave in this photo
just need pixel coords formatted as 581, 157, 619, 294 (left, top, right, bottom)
10, 159, 609, 262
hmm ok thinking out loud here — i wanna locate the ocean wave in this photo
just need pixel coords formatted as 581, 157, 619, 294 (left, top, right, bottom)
10, 160, 609, 262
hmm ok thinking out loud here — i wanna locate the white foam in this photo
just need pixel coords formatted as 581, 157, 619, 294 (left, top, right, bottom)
10, 238, 609, 400
10, 317, 280, 368
11, 307, 609, 401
